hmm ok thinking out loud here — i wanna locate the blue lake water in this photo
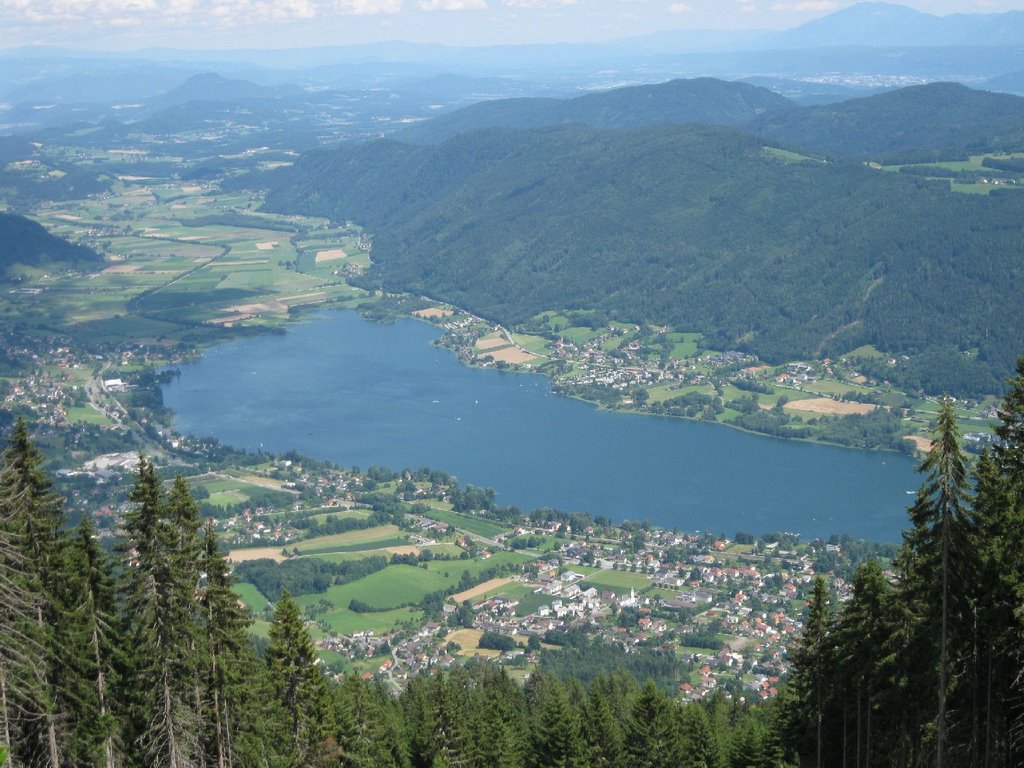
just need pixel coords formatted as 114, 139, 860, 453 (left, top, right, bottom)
162, 310, 921, 542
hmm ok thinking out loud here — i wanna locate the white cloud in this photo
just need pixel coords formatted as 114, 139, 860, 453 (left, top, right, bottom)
339, 0, 400, 13
417, 0, 485, 9
770, 0, 837, 10
666, 1, 692, 11
1, 0, 402, 29
502, 0, 576, 8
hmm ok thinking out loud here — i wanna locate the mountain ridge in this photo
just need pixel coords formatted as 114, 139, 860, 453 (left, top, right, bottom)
253, 122, 1024, 395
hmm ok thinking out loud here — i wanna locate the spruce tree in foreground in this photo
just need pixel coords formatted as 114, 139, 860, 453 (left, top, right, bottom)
901, 398, 970, 767
120, 457, 204, 768
0, 418, 67, 768
266, 591, 332, 766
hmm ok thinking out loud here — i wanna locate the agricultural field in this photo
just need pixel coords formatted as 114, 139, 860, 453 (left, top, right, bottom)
291, 525, 407, 556
421, 507, 512, 539
423, 551, 532, 581
16, 175, 374, 351
294, 564, 450, 612
317, 607, 423, 637
234, 582, 272, 614
879, 152, 1024, 195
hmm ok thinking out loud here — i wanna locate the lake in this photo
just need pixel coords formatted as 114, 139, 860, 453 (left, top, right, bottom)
163, 310, 921, 542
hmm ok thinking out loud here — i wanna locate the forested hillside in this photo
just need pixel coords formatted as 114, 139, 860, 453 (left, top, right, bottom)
3, 357, 1024, 767
0, 212, 100, 276
396, 78, 794, 144
749, 82, 1024, 161
256, 123, 1024, 396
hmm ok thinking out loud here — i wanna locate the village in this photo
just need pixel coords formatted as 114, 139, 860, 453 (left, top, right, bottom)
307, 511, 856, 703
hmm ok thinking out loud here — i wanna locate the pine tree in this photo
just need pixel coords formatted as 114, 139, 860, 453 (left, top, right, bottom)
900, 399, 970, 767
334, 674, 404, 767
0, 418, 68, 767
831, 559, 894, 768
582, 678, 622, 768
525, 671, 586, 768
784, 576, 831, 767
62, 517, 121, 768
198, 520, 250, 768
679, 704, 715, 768
120, 457, 204, 768
266, 591, 331, 765
0, 426, 47, 768
624, 680, 682, 768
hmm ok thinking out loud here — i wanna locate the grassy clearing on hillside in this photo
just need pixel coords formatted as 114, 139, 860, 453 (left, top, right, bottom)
421, 508, 511, 539
233, 582, 271, 613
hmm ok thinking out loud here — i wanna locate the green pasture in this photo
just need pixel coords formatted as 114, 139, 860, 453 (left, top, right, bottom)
763, 147, 822, 164
950, 182, 997, 195
844, 344, 883, 359
424, 551, 532, 581
294, 565, 449, 612
601, 335, 627, 352
421, 508, 512, 539
511, 334, 551, 356
799, 379, 872, 397
64, 405, 113, 426
233, 582, 271, 614
581, 569, 652, 594
319, 607, 423, 636
666, 332, 701, 359
471, 581, 536, 604
71, 317, 183, 344
304, 551, 396, 565
426, 542, 463, 558
559, 326, 603, 345
306, 509, 371, 523
292, 525, 406, 556
514, 591, 554, 617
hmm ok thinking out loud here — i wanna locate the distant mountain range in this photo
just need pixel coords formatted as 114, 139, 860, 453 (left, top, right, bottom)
397, 78, 1024, 162
4, 3, 1024, 118
146, 72, 286, 109
764, 2, 1024, 49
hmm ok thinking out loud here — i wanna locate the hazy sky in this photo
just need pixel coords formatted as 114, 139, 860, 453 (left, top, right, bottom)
3, 0, 1023, 51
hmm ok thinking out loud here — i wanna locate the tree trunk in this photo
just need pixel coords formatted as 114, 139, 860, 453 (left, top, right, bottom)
91, 622, 114, 768
164, 669, 179, 768
937, 512, 949, 768
36, 606, 59, 768
1, 673, 13, 768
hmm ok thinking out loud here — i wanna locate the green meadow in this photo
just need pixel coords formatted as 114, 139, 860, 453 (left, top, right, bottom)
421, 507, 512, 539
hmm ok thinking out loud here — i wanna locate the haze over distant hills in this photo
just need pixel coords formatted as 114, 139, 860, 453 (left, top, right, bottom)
4, 2, 1024, 122
763, 2, 1024, 48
